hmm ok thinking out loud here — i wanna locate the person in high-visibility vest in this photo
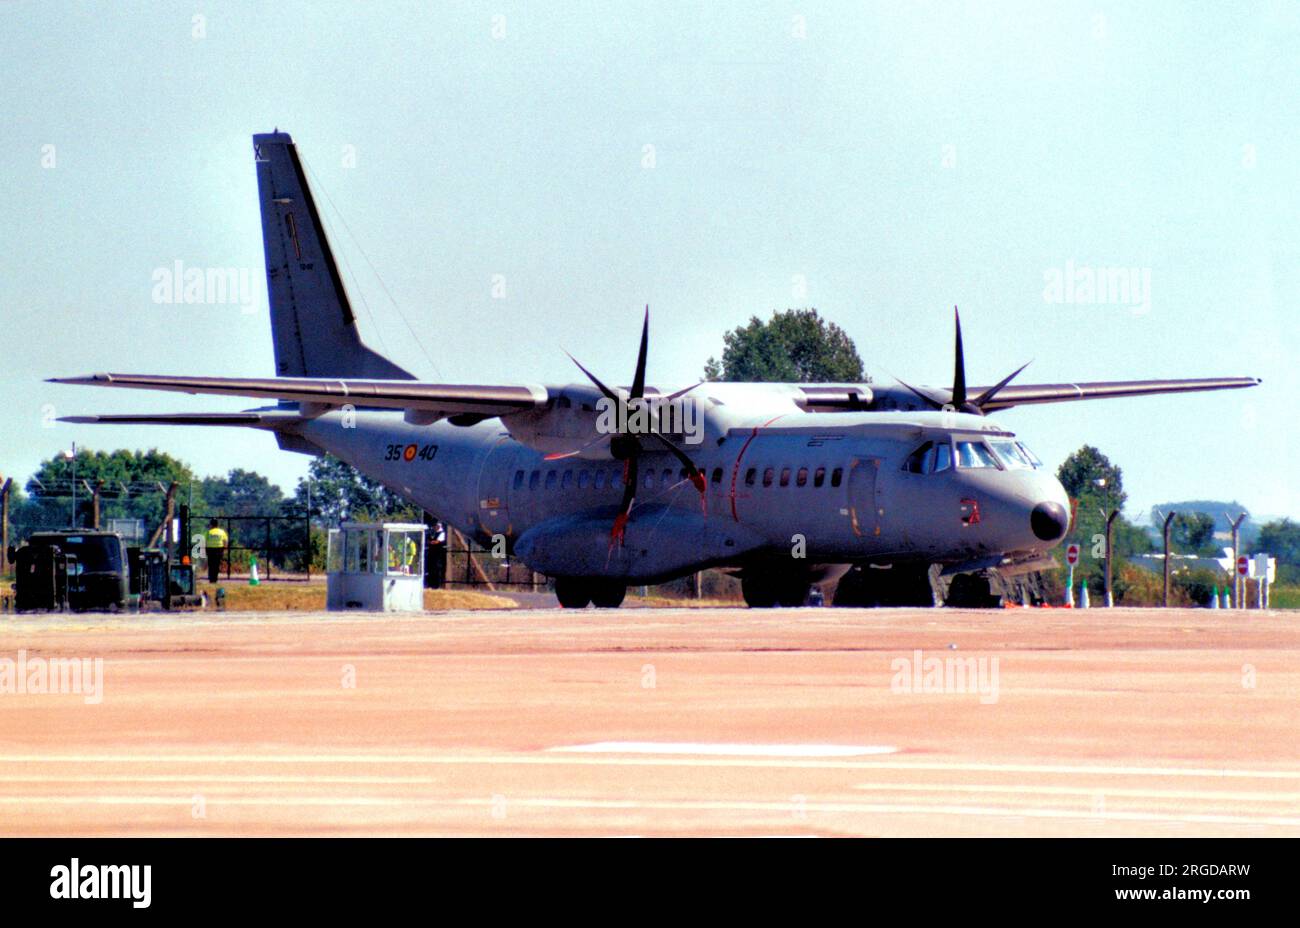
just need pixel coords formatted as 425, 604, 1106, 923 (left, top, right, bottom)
205, 519, 229, 583
388, 534, 419, 574
384, 530, 416, 566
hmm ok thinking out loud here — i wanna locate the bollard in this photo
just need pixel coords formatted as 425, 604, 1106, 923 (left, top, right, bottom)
1080, 580, 1091, 609
249, 555, 261, 586
1210, 586, 1219, 609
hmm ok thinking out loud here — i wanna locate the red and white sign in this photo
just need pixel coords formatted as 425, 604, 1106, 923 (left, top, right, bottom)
1066, 543, 1080, 566
1237, 555, 1249, 577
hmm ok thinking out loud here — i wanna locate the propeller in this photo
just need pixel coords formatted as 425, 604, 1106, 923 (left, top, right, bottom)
565, 307, 706, 545
895, 307, 1031, 415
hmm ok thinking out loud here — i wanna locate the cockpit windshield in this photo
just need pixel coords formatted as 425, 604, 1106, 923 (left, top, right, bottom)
955, 440, 1000, 469
990, 439, 1034, 470
1016, 442, 1043, 467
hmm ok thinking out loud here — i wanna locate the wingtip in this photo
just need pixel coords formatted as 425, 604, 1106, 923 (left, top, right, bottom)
47, 372, 110, 385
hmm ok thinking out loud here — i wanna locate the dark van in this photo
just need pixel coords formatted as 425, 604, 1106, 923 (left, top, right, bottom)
16, 531, 130, 612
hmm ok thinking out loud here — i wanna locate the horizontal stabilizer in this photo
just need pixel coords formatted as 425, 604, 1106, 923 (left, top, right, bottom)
49, 372, 549, 422
59, 412, 273, 426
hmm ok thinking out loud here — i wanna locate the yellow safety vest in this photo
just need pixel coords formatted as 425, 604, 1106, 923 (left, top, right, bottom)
206, 526, 229, 549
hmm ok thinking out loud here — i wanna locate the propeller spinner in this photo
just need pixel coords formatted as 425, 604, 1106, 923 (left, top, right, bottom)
564, 307, 706, 545
896, 307, 1031, 415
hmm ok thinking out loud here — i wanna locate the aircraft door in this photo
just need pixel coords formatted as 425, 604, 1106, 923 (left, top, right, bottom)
475, 437, 517, 541
848, 457, 880, 537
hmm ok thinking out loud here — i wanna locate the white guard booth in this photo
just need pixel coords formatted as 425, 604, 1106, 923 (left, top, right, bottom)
326, 522, 426, 612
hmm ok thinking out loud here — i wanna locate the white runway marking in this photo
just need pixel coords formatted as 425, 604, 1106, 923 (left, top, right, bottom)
2, 753, 1299, 778
549, 742, 899, 757
0, 795, 1296, 828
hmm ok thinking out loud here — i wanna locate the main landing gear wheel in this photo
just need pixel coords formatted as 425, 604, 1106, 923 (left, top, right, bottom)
590, 580, 626, 609
743, 572, 811, 608
776, 579, 811, 607
554, 577, 591, 609
741, 574, 777, 608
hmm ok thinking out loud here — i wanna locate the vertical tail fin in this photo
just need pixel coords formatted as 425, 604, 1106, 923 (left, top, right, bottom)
253, 131, 414, 380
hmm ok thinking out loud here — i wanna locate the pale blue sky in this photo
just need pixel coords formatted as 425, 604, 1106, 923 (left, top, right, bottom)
2, 1, 1296, 520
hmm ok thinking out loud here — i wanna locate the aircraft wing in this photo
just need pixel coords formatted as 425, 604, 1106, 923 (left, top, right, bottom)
970, 377, 1261, 411
47, 373, 549, 423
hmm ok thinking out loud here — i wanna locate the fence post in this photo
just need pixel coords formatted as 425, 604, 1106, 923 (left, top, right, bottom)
90, 480, 103, 530
1162, 510, 1176, 607
1102, 508, 1119, 607
0, 477, 11, 574
1228, 513, 1247, 609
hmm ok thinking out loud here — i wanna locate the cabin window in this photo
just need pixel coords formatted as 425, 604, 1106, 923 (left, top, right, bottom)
830, 467, 843, 487
813, 466, 826, 488
593, 469, 606, 490
956, 441, 999, 469
779, 467, 791, 487
762, 467, 775, 488
513, 470, 525, 490
561, 470, 573, 489
529, 470, 540, 491
545, 469, 558, 489
643, 470, 655, 489
660, 468, 671, 487
578, 469, 591, 489
745, 468, 757, 487
711, 467, 723, 485
796, 467, 808, 487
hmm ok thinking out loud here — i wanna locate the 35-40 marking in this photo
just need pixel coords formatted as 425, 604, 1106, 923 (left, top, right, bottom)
385, 442, 438, 462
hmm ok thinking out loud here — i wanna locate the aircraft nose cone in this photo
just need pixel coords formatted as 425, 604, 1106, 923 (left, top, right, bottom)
1030, 501, 1068, 542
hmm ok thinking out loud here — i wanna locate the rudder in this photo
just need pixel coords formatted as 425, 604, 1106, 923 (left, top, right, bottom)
253, 131, 413, 380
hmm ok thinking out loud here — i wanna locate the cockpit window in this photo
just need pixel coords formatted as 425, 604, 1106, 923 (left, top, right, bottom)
1016, 442, 1043, 468
990, 439, 1033, 470
955, 440, 999, 469
902, 440, 953, 475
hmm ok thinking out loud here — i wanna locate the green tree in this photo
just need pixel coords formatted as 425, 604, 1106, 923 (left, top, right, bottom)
1057, 445, 1150, 600
16, 448, 201, 538
200, 469, 284, 517
293, 454, 418, 524
1257, 518, 1300, 567
703, 308, 865, 383
1057, 444, 1127, 511
1168, 512, 1216, 554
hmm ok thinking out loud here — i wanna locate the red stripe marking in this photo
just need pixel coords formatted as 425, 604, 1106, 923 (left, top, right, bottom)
728, 414, 787, 522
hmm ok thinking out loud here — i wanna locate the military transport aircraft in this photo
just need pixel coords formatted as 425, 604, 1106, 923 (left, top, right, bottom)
51, 131, 1261, 608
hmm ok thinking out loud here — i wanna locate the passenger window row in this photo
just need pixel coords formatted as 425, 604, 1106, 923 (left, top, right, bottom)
513, 464, 846, 491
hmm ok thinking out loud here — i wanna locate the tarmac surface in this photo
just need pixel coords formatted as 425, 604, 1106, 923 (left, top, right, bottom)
0, 605, 1297, 836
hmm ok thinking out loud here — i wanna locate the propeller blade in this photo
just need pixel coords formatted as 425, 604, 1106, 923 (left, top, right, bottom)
893, 376, 944, 409
630, 306, 650, 400
542, 433, 612, 461
972, 360, 1032, 409
564, 350, 620, 403
646, 432, 707, 496
952, 305, 967, 408
665, 381, 703, 401
611, 456, 639, 545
